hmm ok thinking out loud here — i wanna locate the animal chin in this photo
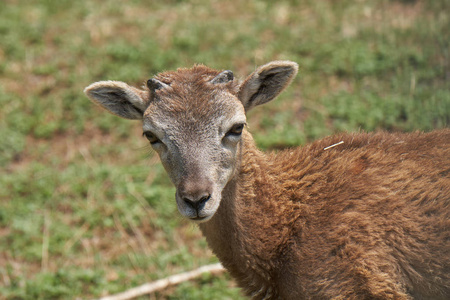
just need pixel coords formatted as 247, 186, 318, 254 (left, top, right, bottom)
189, 206, 218, 222
177, 208, 215, 223
189, 214, 213, 223
175, 201, 216, 222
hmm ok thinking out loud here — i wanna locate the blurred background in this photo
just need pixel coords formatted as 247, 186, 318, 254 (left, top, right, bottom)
0, 0, 448, 299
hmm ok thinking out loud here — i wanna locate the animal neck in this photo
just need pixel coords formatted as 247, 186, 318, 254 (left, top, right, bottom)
199, 130, 290, 290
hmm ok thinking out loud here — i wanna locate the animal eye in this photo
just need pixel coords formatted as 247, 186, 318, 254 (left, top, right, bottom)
143, 131, 161, 144
226, 123, 245, 137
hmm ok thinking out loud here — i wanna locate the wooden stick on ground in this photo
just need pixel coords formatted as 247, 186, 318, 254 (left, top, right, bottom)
96, 263, 225, 300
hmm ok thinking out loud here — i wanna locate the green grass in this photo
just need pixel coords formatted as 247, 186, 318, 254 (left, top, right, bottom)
0, 0, 448, 299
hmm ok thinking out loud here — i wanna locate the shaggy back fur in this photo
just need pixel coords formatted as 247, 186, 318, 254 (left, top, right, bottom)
201, 129, 449, 299
85, 61, 450, 299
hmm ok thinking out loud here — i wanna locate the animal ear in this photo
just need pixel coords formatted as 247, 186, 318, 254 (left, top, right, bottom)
84, 81, 150, 120
238, 61, 298, 111
210, 70, 234, 84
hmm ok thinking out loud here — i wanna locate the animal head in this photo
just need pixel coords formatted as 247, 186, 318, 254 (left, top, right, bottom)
84, 61, 298, 222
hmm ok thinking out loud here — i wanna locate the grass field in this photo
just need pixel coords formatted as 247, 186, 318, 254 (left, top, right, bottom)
1, 0, 449, 299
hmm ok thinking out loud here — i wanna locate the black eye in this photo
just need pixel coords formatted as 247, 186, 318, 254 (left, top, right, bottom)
143, 131, 161, 144
226, 123, 245, 137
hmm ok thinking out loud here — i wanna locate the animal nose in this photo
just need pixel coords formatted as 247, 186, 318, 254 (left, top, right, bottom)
183, 194, 211, 211
178, 179, 213, 212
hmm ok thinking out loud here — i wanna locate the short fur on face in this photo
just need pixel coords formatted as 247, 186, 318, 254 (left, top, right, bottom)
85, 61, 299, 222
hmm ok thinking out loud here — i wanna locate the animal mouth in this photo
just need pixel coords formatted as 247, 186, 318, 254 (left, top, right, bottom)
190, 216, 208, 222
189, 213, 216, 223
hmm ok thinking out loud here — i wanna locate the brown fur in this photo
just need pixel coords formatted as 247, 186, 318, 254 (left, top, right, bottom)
85, 63, 450, 299
200, 129, 450, 299
145, 65, 239, 118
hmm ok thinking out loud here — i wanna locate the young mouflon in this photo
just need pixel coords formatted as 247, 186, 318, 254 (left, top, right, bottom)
85, 61, 449, 299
